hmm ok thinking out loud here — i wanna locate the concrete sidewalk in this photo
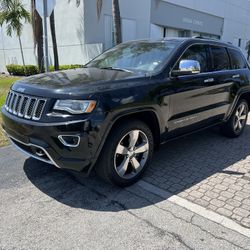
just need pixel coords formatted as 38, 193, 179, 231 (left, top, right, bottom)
144, 118, 250, 229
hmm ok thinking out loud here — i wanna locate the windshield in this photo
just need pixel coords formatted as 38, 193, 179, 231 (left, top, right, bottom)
86, 41, 179, 74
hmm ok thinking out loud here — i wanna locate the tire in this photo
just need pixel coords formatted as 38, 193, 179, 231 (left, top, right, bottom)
95, 120, 154, 187
221, 99, 249, 138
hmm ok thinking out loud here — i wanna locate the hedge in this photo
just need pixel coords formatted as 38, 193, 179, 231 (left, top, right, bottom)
49, 64, 83, 71
6, 64, 83, 76
6, 65, 39, 76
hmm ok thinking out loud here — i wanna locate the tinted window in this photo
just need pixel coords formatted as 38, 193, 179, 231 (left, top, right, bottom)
228, 49, 247, 69
177, 45, 208, 73
211, 46, 230, 71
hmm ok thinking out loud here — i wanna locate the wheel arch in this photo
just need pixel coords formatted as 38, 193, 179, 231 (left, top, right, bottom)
108, 110, 162, 147
225, 90, 250, 121
87, 109, 163, 175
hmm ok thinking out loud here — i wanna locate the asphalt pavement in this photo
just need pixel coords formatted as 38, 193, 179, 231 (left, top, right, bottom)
0, 145, 250, 250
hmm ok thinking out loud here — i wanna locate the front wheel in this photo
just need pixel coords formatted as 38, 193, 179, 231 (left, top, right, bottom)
221, 99, 249, 138
95, 120, 154, 187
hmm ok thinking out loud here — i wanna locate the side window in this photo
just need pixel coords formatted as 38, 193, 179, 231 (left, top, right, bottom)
211, 46, 230, 71
228, 49, 247, 69
176, 45, 208, 73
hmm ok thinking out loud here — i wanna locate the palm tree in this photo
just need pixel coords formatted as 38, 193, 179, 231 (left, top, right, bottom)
0, 0, 31, 67
112, 0, 121, 45
246, 41, 250, 61
31, 0, 44, 73
69, 0, 122, 45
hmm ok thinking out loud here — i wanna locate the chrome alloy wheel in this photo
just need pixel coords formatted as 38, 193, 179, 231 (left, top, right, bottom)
114, 130, 149, 179
233, 103, 247, 133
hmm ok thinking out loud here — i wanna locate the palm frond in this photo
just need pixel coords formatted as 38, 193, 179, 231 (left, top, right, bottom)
0, 0, 30, 37
6, 23, 13, 36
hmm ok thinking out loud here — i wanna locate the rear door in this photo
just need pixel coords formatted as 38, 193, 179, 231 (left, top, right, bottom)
226, 47, 250, 116
227, 47, 249, 88
201, 45, 234, 119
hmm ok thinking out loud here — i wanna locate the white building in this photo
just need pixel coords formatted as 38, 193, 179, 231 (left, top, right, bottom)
1, 0, 250, 73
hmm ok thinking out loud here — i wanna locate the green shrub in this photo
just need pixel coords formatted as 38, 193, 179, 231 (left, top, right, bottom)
6, 64, 83, 76
6, 64, 38, 76
49, 64, 83, 71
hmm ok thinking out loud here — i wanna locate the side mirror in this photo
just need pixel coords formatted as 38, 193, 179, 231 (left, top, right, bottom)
171, 59, 201, 77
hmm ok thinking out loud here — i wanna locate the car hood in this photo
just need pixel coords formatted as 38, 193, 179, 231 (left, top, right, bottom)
11, 67, 144, 98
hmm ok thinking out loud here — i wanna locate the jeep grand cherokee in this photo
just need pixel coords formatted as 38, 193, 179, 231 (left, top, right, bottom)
2, 37, 250, 186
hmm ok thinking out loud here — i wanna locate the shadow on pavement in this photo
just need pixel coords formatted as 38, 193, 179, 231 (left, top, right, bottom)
23, 124, 250, 211
23, 157, 164, 211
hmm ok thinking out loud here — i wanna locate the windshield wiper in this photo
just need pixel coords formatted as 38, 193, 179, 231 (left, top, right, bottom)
99, 67, 133, 73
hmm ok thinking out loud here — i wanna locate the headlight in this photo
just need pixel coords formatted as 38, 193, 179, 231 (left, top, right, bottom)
54, 100, 96, 114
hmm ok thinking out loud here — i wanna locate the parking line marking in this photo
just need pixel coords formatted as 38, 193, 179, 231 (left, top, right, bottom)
137, 180, 250, 238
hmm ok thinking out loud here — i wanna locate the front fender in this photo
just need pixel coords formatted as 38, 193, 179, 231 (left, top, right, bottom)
86, 106, 163, 175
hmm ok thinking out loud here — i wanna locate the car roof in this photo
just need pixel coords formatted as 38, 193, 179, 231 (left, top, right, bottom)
162, 37, 238, 50
121, 37, 241, 51
125, 37, 239, 50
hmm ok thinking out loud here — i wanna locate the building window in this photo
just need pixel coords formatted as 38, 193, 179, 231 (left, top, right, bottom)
178, 30, 191, 37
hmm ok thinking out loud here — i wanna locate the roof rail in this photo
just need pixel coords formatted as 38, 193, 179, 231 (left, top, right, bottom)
192, 36, 220, 41
192, 36, 205, 39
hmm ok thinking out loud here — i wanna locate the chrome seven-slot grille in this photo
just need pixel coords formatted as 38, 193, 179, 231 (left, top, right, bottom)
5, 90, 46, 121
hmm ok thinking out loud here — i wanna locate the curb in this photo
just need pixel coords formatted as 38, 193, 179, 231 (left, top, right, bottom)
137, 180, 250, 238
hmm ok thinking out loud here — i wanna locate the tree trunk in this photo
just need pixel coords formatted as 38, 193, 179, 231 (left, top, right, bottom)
34, 8, 44, 73
112, 0, 122, 45
18, 36, 26, 76
18, 36, 25, 66
31, 0, 44, 73
50, 10, 59, 71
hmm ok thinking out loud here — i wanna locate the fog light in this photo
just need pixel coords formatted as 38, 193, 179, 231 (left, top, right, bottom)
58, 135, 80, 148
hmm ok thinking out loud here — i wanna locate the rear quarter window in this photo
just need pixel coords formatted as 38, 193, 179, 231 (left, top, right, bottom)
228, 48, 248, 69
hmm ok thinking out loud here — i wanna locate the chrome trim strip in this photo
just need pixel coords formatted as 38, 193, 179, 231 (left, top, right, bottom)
31, 98, 39, 120
4, 131, 61, 169
9, 138, 53, 166
58, 135, 81, 148
33, 99, 47, 120
12, 94, 19, 115
8, 93, 15, 113
17, 95, 25, 117
24, 98, 31, 119
46, 112, 72, 118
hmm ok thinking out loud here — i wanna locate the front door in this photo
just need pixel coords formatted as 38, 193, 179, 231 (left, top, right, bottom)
167, 44, 229, 135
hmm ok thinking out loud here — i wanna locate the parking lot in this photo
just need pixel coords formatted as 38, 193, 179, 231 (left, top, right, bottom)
1, 119, 250, 249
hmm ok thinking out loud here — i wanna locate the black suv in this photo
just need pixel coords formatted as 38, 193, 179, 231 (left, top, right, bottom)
2, 38, 250, 186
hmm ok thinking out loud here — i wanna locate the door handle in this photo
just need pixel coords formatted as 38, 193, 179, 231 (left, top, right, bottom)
204, 78, 214, 83
232, 74, 240, 79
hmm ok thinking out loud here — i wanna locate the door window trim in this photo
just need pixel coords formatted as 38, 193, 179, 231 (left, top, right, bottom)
169, 42, 249, 77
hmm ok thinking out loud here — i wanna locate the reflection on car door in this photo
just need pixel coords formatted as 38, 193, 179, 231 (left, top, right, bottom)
168, 44, 227, 134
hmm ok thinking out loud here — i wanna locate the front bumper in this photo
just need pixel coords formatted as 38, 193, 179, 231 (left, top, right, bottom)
1, 108, 98, 173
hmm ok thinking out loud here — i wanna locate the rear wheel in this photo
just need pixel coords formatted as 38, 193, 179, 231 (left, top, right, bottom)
95, 120, 154, 186
221, 99, 249, 138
